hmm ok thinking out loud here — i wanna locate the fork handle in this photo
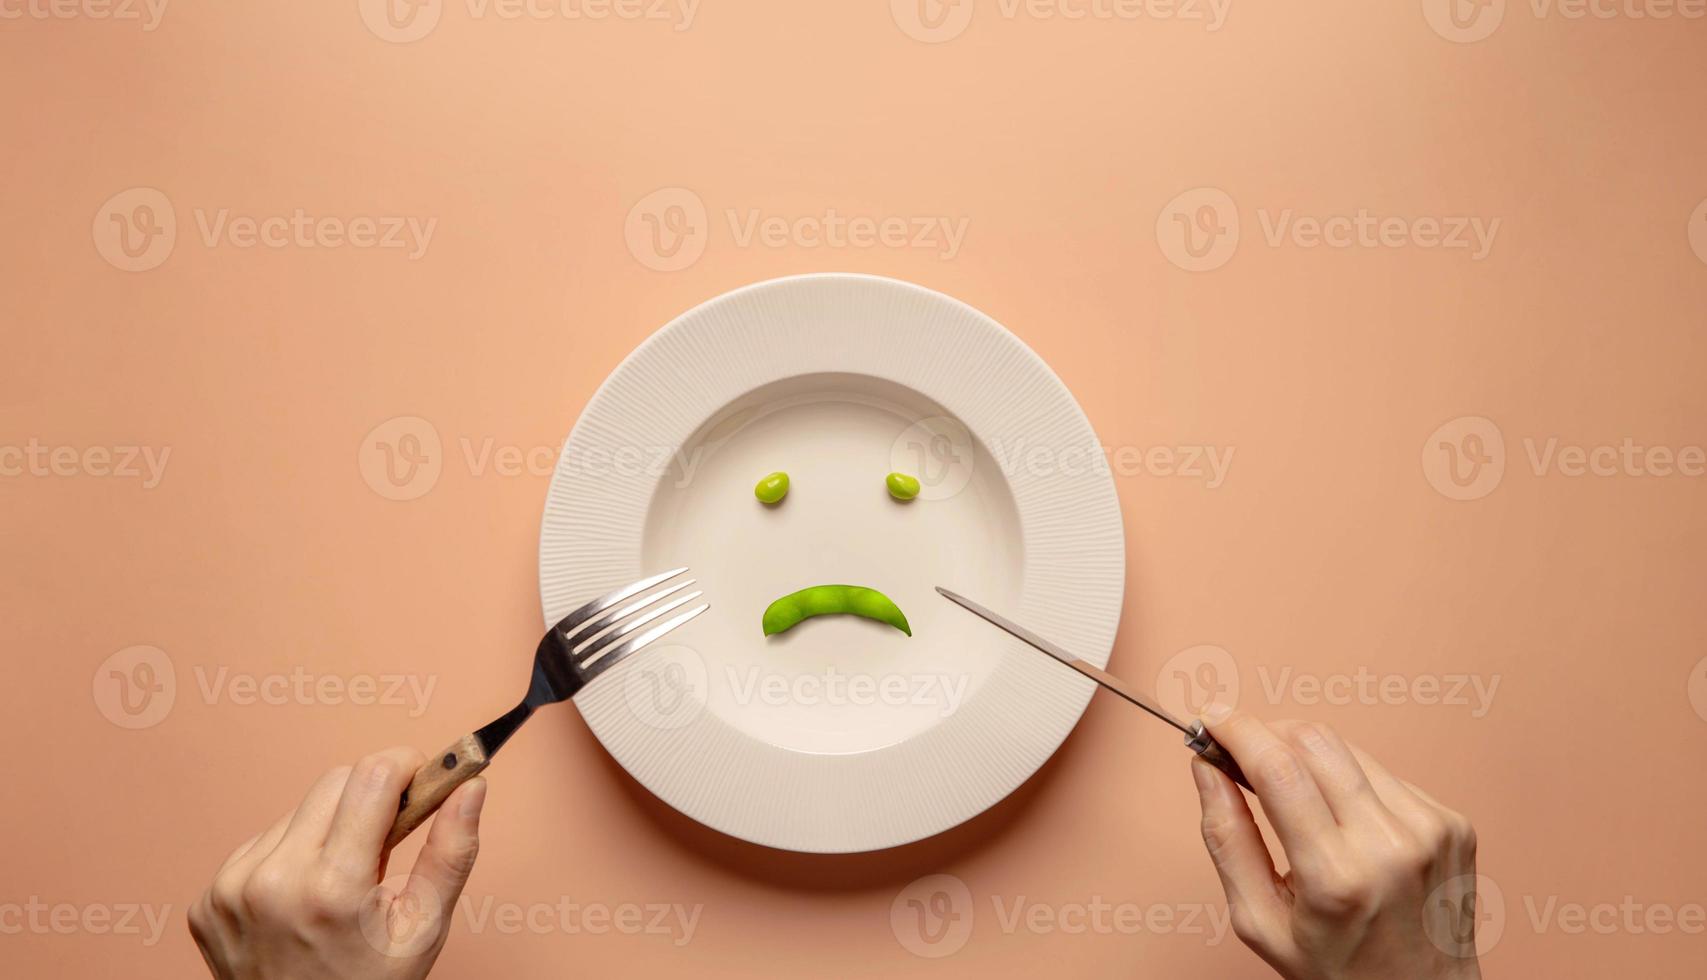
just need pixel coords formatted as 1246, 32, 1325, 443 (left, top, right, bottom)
385, 734, 490, 850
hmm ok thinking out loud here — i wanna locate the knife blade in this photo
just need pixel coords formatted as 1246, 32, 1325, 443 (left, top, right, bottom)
936, 586, 1252, 792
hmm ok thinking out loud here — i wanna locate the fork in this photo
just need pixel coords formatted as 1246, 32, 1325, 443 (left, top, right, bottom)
385, 567, 707, 849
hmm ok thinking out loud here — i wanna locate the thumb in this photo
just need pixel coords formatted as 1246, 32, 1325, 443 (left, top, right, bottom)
408, 777, 485, 919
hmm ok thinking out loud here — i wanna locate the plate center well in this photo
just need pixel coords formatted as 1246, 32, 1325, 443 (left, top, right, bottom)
641, 373, 1024, 755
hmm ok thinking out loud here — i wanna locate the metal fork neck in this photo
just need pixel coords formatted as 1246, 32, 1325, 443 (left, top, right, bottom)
473, 700, 535, 758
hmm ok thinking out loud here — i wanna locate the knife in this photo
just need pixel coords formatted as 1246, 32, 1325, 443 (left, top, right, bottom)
936, 586, 1252, 792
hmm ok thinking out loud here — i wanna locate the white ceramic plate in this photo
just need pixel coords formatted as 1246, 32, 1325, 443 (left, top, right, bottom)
539, 274, 1124, 853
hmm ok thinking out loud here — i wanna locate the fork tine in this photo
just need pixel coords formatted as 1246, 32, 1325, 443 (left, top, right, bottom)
552, 567, 687, 638
574, 590, 704, 665
578, 602, 710, 686
563, 578, 697, 650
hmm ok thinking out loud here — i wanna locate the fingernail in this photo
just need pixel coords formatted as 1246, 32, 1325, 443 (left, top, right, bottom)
1191, 758, 1218, 796
460, 778, 487, 819
1201, 702, 1233, 725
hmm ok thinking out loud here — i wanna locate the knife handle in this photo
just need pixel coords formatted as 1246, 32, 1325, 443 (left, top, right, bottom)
1186, 721, 1253, 792
385, 733, 490, 850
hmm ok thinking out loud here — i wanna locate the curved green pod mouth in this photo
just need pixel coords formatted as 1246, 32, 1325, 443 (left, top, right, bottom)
761, 585, 912, 637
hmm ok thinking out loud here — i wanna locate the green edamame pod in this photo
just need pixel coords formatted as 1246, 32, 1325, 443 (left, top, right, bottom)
754, 471, 789, 504
886, 472, 921, 500
762, 584, 912, 637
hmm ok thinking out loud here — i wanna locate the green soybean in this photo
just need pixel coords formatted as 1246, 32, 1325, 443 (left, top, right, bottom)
754, 471, 789, 504
762, 585, 912, 637
886, 472, 921, 500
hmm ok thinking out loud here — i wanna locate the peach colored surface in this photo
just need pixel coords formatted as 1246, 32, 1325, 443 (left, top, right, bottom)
4, 2, 1707, 978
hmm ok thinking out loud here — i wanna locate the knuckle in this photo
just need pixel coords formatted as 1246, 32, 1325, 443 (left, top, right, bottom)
1413, 813, 1452, 851
353, 753, 396, 787
1304, 872, 1375, 919
303, 868, 354, 920
1227, 905, 1266, 946
240, 862, 294, 914
1252, 744, 1307, 791
441, 835, 481, 877
1199, 813, 1242, 858
209, 873, 244, 915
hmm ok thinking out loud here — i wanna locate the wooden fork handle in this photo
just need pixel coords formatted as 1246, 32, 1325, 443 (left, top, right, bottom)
385, 734, 490, 850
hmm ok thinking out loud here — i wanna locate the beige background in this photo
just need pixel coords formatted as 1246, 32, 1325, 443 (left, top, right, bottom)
4, 0, 1707, 976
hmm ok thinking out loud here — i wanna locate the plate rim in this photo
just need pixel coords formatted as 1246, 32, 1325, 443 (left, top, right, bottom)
538, 272, 1126, 852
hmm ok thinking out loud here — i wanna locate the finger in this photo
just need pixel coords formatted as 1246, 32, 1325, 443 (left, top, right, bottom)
322, 747, 426, 876
274, 765, 354, 856
1345, 744, 1432, 820
1200, 706, 1338, 868
1191, 758, 1287, 944
1268, 721, 1384, 825
217, 808, 294, 878
408, 778, 486, 919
